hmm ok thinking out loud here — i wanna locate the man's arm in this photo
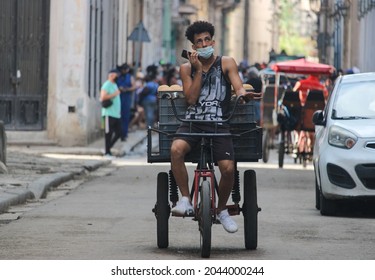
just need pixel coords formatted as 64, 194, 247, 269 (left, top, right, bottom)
224, 56, 262, 100
119, 76, 137, 92
128, 76, 137, 91
180, 52, 203, 105
293, 81, 301, 92
224, 56, 246, 96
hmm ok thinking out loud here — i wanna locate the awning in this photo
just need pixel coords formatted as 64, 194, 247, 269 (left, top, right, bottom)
272, 58, 335, 75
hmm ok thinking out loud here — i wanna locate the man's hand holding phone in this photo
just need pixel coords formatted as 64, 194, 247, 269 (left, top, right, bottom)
181, 49, 192, 60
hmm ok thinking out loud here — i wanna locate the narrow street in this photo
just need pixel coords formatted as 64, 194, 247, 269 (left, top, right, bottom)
1, 149, 375, 260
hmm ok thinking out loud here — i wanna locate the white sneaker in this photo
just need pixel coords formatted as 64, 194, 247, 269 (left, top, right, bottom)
217, 209, 238, 233
171, 196, 194, 215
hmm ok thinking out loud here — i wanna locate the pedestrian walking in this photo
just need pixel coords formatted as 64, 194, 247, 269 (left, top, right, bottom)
138, 72, 159, 129
117, 63, 136, 141
100, 69, 121, 158
129, 71, 146, 130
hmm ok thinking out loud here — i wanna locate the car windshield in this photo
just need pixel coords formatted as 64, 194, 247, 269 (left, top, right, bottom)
332, 80, 375, 119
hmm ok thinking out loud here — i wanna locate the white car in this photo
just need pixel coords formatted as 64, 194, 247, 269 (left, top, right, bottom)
313, 72, 375, 215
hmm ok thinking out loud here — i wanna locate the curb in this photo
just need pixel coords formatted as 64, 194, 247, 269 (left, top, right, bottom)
27, 172, 75, 199
0, 189, 34, 213
0, 159, 111, 214
27, 159, 112, 200
0, 131, 147, 214
120, 133, 147, 156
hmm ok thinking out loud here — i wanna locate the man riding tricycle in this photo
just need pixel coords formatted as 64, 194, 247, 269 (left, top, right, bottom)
147, 20, 262, 258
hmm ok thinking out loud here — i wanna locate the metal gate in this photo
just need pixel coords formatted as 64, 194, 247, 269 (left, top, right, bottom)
0, 0, 50, 130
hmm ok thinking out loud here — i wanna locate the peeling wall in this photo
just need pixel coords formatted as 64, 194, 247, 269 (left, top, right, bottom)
48, 0, 89, 146
47, 0, 119, 146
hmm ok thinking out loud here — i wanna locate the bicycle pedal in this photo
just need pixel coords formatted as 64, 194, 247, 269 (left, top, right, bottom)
172, 212, 194, 218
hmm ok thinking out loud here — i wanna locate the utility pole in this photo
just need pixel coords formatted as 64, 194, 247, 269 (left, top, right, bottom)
162, 0, 171, 64
243, 0, 249, 62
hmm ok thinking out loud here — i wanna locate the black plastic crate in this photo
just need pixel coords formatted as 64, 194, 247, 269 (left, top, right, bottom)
157, 123, 179, 159
158, 91, 256, 125
158, 97, 186, 124
230, 123, 263, 162
148, 91, 262, 163
148, 124, 262, 163
228, 100, 256, 123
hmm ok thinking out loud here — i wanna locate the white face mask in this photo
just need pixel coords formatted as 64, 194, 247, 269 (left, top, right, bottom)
197, 46, 214, 59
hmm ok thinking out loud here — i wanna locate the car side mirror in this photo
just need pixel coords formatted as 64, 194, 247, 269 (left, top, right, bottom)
312, 110, 325, 126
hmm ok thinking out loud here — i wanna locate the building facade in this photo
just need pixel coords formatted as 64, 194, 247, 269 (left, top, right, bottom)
312, 0, 375, 73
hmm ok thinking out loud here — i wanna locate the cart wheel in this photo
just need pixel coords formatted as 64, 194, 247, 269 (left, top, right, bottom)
156, 172, 170, 248
242, 170, 258, 250
199, 180, 212, 258
262, 129, 270, 163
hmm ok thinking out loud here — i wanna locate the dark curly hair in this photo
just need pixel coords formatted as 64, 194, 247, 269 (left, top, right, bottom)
185, 21, 215, 44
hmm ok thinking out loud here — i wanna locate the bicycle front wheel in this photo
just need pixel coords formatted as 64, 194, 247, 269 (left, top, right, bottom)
199, 180, 212, 258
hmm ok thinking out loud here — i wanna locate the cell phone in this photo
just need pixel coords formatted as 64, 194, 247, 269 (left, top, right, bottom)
181, 49, 191, 59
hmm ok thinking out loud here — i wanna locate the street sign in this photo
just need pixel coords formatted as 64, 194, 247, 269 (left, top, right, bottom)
127, 21, 151, 69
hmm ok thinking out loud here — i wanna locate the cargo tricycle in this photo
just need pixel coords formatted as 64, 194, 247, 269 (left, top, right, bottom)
148, 84, 262, 258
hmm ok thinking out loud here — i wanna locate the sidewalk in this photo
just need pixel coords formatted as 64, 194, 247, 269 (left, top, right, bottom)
0, 129, 147, 213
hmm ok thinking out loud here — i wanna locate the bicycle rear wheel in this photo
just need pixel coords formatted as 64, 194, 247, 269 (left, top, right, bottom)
262, 129, 270, 163
199, 180, 212, 258
243, 170, 258, 250
156, 172, 170, 248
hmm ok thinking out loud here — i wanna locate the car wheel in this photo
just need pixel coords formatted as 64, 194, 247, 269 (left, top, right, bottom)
320, 192, 337, 216
315, 178, 320, 210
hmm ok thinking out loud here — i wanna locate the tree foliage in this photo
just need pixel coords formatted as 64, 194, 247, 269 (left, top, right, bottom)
278, 0, 316, 57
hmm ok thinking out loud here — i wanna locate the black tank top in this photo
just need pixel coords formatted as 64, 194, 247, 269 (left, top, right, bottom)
186, 56, 232, 121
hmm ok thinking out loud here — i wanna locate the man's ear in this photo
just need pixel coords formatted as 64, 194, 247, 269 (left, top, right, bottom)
192, 44, 196, 50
